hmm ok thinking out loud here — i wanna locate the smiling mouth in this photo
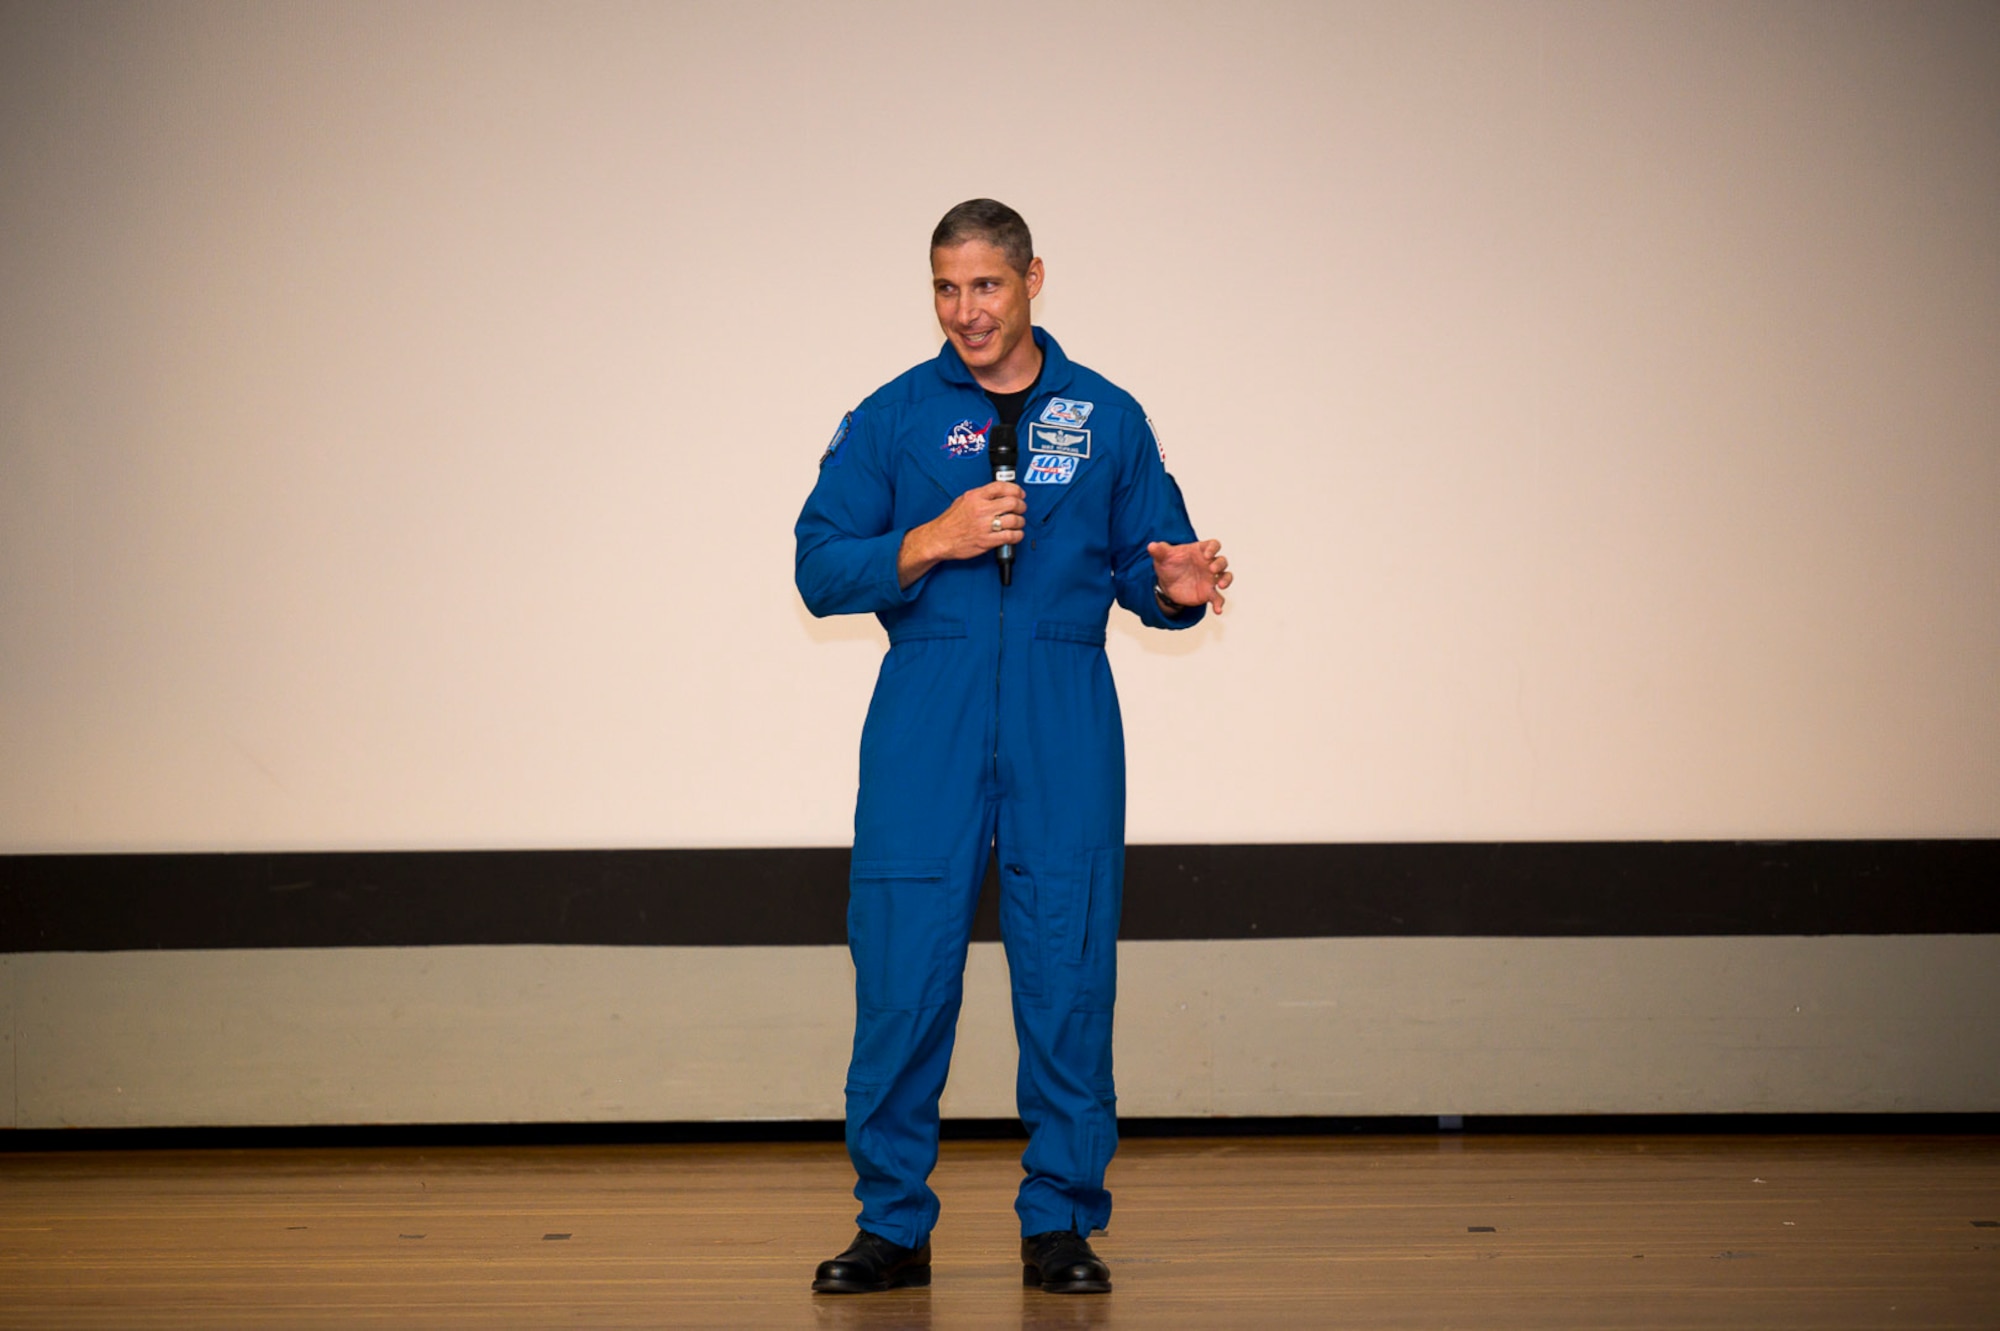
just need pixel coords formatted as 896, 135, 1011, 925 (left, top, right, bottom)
960, 328, 994, 347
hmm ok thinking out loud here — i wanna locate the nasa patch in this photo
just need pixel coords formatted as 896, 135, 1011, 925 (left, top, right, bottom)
1027, 424, 1090, 459
1037, 397, 1094, 429
819, 411, 852, 468
1024, 454, 1078, 485
942, 417, 991, 458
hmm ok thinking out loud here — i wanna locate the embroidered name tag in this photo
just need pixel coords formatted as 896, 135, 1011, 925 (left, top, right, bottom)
1027, 424, 1090, 459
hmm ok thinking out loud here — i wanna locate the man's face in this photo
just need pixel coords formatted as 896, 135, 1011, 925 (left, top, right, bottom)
931, 240, 1044, 389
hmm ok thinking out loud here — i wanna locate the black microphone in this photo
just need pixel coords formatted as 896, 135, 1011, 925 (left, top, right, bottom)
989, 422, 1018, 586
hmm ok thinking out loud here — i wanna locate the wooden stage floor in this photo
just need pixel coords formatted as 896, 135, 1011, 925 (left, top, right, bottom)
2, 1133, 1996, 1328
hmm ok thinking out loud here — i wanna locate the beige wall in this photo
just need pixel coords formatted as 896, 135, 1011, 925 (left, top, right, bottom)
3, 1, 1995, 854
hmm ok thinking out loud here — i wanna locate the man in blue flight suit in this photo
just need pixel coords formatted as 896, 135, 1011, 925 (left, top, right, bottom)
795, 199, 1230, 1296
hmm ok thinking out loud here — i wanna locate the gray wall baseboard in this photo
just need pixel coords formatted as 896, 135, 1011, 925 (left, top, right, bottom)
8, 936, 1997, 1130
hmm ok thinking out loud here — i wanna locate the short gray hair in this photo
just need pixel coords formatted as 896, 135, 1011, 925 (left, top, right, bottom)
930, 199, 1034, 276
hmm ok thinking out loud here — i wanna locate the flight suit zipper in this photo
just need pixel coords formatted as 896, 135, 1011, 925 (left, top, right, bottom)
996, 401, 1029, 795
991, 398, 1047, 799
993, 579, 1006, 794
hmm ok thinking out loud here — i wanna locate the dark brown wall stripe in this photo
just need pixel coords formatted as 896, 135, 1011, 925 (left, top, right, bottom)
2, 840, 1993, 953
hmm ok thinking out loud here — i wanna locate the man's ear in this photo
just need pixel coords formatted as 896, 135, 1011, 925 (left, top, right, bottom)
1025, 256, 1045, 299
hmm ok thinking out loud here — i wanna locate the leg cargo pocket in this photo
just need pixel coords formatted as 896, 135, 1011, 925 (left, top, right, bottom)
848, 858, 951, 1013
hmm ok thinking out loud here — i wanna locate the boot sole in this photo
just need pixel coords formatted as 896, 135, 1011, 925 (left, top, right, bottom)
812, 1265, 931, 1294
1023, 1264, 1111, 1294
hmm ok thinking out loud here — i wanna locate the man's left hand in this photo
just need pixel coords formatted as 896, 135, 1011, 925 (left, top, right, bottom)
1147, 539, 1232, 615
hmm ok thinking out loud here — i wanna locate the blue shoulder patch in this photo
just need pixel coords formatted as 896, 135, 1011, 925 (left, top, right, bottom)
820, 411, 853, 468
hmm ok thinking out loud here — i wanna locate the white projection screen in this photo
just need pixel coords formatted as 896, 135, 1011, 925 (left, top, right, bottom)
4, 0, 1997, 856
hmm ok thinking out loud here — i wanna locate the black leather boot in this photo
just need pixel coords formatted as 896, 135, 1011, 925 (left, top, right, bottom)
811, 1229, 933, 1293
1021, 1230, 1111, 1293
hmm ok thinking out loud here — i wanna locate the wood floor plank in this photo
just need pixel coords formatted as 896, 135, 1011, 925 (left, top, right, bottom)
2, 1135, 1995, 1328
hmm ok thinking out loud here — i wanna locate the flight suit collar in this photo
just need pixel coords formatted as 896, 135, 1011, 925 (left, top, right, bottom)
911, 328, 1065, 499
934, 326, 1076, 399
917, 328, 1096, 529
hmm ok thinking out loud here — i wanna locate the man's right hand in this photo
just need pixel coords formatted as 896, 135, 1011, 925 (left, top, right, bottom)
897, 480, 1027, 587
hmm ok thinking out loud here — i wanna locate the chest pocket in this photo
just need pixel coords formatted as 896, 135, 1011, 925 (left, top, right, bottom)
1023, 448, 1102, 533
898, 425, 991, 520
1033, 621, 1106, 647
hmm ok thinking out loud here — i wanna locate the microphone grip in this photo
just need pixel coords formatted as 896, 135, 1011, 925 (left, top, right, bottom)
990, 423, 1018, 585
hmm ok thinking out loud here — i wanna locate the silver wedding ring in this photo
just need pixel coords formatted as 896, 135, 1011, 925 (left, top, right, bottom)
991, 516, 1004, 532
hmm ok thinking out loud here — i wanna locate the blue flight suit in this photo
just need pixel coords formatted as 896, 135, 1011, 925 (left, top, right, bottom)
795, 328, 1204, 1249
